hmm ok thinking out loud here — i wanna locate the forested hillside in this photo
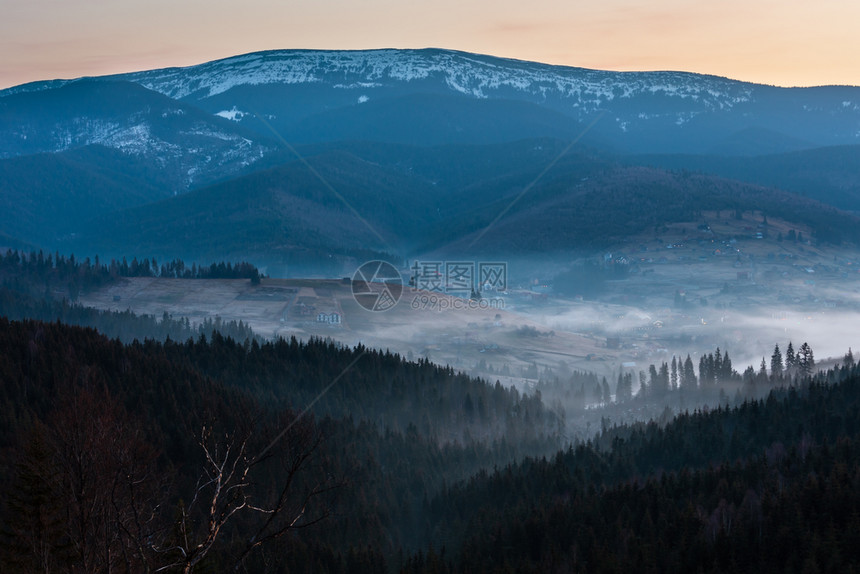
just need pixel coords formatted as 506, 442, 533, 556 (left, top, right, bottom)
410, 363, 860, 573
2, 306, 859, 572
0, 317, 561, 572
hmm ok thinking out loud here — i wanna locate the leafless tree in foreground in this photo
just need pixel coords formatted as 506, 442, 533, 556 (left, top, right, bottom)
153, 409, 339, 573
4, 384, 337, 574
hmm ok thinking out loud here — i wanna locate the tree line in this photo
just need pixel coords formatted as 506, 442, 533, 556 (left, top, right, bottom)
0, 249, 263, 303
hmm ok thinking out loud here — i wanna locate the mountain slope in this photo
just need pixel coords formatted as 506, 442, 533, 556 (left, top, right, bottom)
65, 148, 440, 271
55, 140, 860, 266
4, 49, 859, 155
108, 49, 860, 153
706, 126, 818, 156
0, 145, 177, 245
634, 145, 860, 212
0, 79, 274, 190
429, 161, 860, 255
284, 92, 597, 146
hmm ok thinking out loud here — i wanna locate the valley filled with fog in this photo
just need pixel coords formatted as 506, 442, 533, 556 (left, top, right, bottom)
71, 203, 860, 440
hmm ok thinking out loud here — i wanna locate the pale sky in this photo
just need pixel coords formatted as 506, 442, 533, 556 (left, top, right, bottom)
1, 0, 858, 90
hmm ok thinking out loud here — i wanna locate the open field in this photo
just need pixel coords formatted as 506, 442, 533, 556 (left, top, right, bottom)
79, 276, 609, 382
74, 210, 860, 387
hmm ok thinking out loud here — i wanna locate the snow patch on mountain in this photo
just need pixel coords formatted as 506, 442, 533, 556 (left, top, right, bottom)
50, 119, 174, 156
215, 107, 247, 121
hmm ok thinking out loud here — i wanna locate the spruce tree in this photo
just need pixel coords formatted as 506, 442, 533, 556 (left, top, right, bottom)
683, 355, 697, 389
798, 342, 814, 377
786, 342, 796, 370
721, 351, 733, 380
771, 344, 783, 380
714, 348, 723, 381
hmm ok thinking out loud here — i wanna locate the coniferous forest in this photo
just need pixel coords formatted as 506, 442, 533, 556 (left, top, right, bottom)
2, 250, 860, 573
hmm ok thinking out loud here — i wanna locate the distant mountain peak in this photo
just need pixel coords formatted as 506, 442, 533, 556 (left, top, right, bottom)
2, 48, 859, 159
104, 48, 756, 113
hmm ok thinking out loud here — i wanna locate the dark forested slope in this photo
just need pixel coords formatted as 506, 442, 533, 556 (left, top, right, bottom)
0, 317, 560, 572
411, 366, 860, 573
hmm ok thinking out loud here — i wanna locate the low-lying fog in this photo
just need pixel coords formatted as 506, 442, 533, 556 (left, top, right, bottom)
540, 303, 856, 373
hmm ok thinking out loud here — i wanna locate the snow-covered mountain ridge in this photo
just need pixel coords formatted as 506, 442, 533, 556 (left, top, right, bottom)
2, 48, 860, 156
114, 49, 757, 112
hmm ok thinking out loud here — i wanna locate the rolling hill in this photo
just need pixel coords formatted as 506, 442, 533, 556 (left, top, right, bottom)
55, 140, 860, 268
0, 145, 175, 245
634, 145, 860, 212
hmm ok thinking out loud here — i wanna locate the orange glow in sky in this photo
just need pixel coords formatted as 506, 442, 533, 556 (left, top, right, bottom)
1, 0, 858, 89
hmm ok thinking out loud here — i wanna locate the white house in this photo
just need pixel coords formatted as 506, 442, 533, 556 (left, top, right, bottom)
316, 312, 342, 325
